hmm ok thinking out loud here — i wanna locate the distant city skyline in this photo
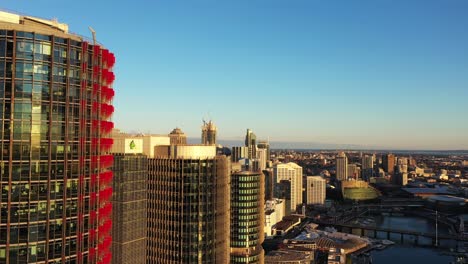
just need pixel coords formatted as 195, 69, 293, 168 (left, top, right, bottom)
3, 0, 467, 149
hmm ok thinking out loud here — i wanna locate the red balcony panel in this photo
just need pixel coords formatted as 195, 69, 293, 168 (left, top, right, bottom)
91, 138, 99, 148
98, 236, 112, 255
91, 102, 99, 114
90, 192, 97, 207
109, 53, 115, 68
101, 69, 115, 84
101, 86, 115, 102
89, 247, 96, 261
90, 210, 97, 225
98, 202, 112, 216
93, 83, 100, 95
102, 49, 109, 59
99, 171, 113, 186
91, 120, 114, 134
93, 65, 100, 77
99, 188, 113, 204
100, 138, 113, 151
82, 41, 89, 51
93, 45, 100, 56
102, 155, 114, 168
89, 229, 96, 243
98, 219, 112, 239
101, 120, 114, 134
101, 104, 114, 118
102, 252, 112, 264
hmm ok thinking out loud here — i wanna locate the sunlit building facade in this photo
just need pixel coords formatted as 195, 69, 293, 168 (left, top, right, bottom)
336, 152, 348, 181
0, 11, 115, 263
273, 162, 303, 213
147, 145, 230, 263
201, 120, 217, 145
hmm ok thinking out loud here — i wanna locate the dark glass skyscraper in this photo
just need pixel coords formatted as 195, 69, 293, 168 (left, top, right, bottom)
0, 12, 115, 263
230, 171, 264, 264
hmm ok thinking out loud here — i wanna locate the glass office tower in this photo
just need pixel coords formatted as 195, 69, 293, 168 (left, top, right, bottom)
0, 11, 115, 263
111, 154, 147, 264
230, 171, 264, 264
147, 145, 230, 263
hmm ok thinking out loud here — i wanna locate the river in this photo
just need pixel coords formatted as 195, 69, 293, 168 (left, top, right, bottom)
368, 215, 458, 263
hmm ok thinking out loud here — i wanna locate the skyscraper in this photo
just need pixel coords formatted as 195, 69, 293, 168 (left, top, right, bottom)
230, 171, 264, 264
110, 134, 147, 264
336, 152, 348, 181
273, 162, 303, 212
201, 120, 217, 145
231, 146, 248, 162
393, 164, 408, 186
383, 153, 395, 174
111, 153, 147, 264
263, 169, 274, 201
306, 176, 326, 205
361, 155, 374, 181
168, 127, 187, 145
147, 145, 230, 263
0, 11, 115, 263
347, 164, 358, 180
257, 140, 270, 163
245, 129, 257, 159
256, 148, 267, 171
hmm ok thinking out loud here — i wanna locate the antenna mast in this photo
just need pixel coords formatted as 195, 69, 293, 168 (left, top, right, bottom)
88, 26, 96, 45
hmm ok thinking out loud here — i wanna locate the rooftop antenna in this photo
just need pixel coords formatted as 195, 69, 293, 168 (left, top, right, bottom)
88, 26, 96, 45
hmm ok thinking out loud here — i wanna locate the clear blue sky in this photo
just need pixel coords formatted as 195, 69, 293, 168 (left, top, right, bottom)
3, 1, 468, 149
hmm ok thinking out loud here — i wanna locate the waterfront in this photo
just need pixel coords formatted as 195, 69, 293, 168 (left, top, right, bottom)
365, 215, 458, 263
371, 245, 454, 264
374, 215, 450, 235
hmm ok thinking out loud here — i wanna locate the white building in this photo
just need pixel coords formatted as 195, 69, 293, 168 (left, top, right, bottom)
274, 162, 303, 212
256, 148, 267, 171
306, 176, 326, 205
110, 129, 170, 158
138, 134, 170, 158
264, 199, 286, 238
336, 152, 348, 181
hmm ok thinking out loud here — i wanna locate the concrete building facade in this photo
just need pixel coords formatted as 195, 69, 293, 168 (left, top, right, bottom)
336, 152, 348, 181
306, 176, 326, 205
274, 162, 303, 212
